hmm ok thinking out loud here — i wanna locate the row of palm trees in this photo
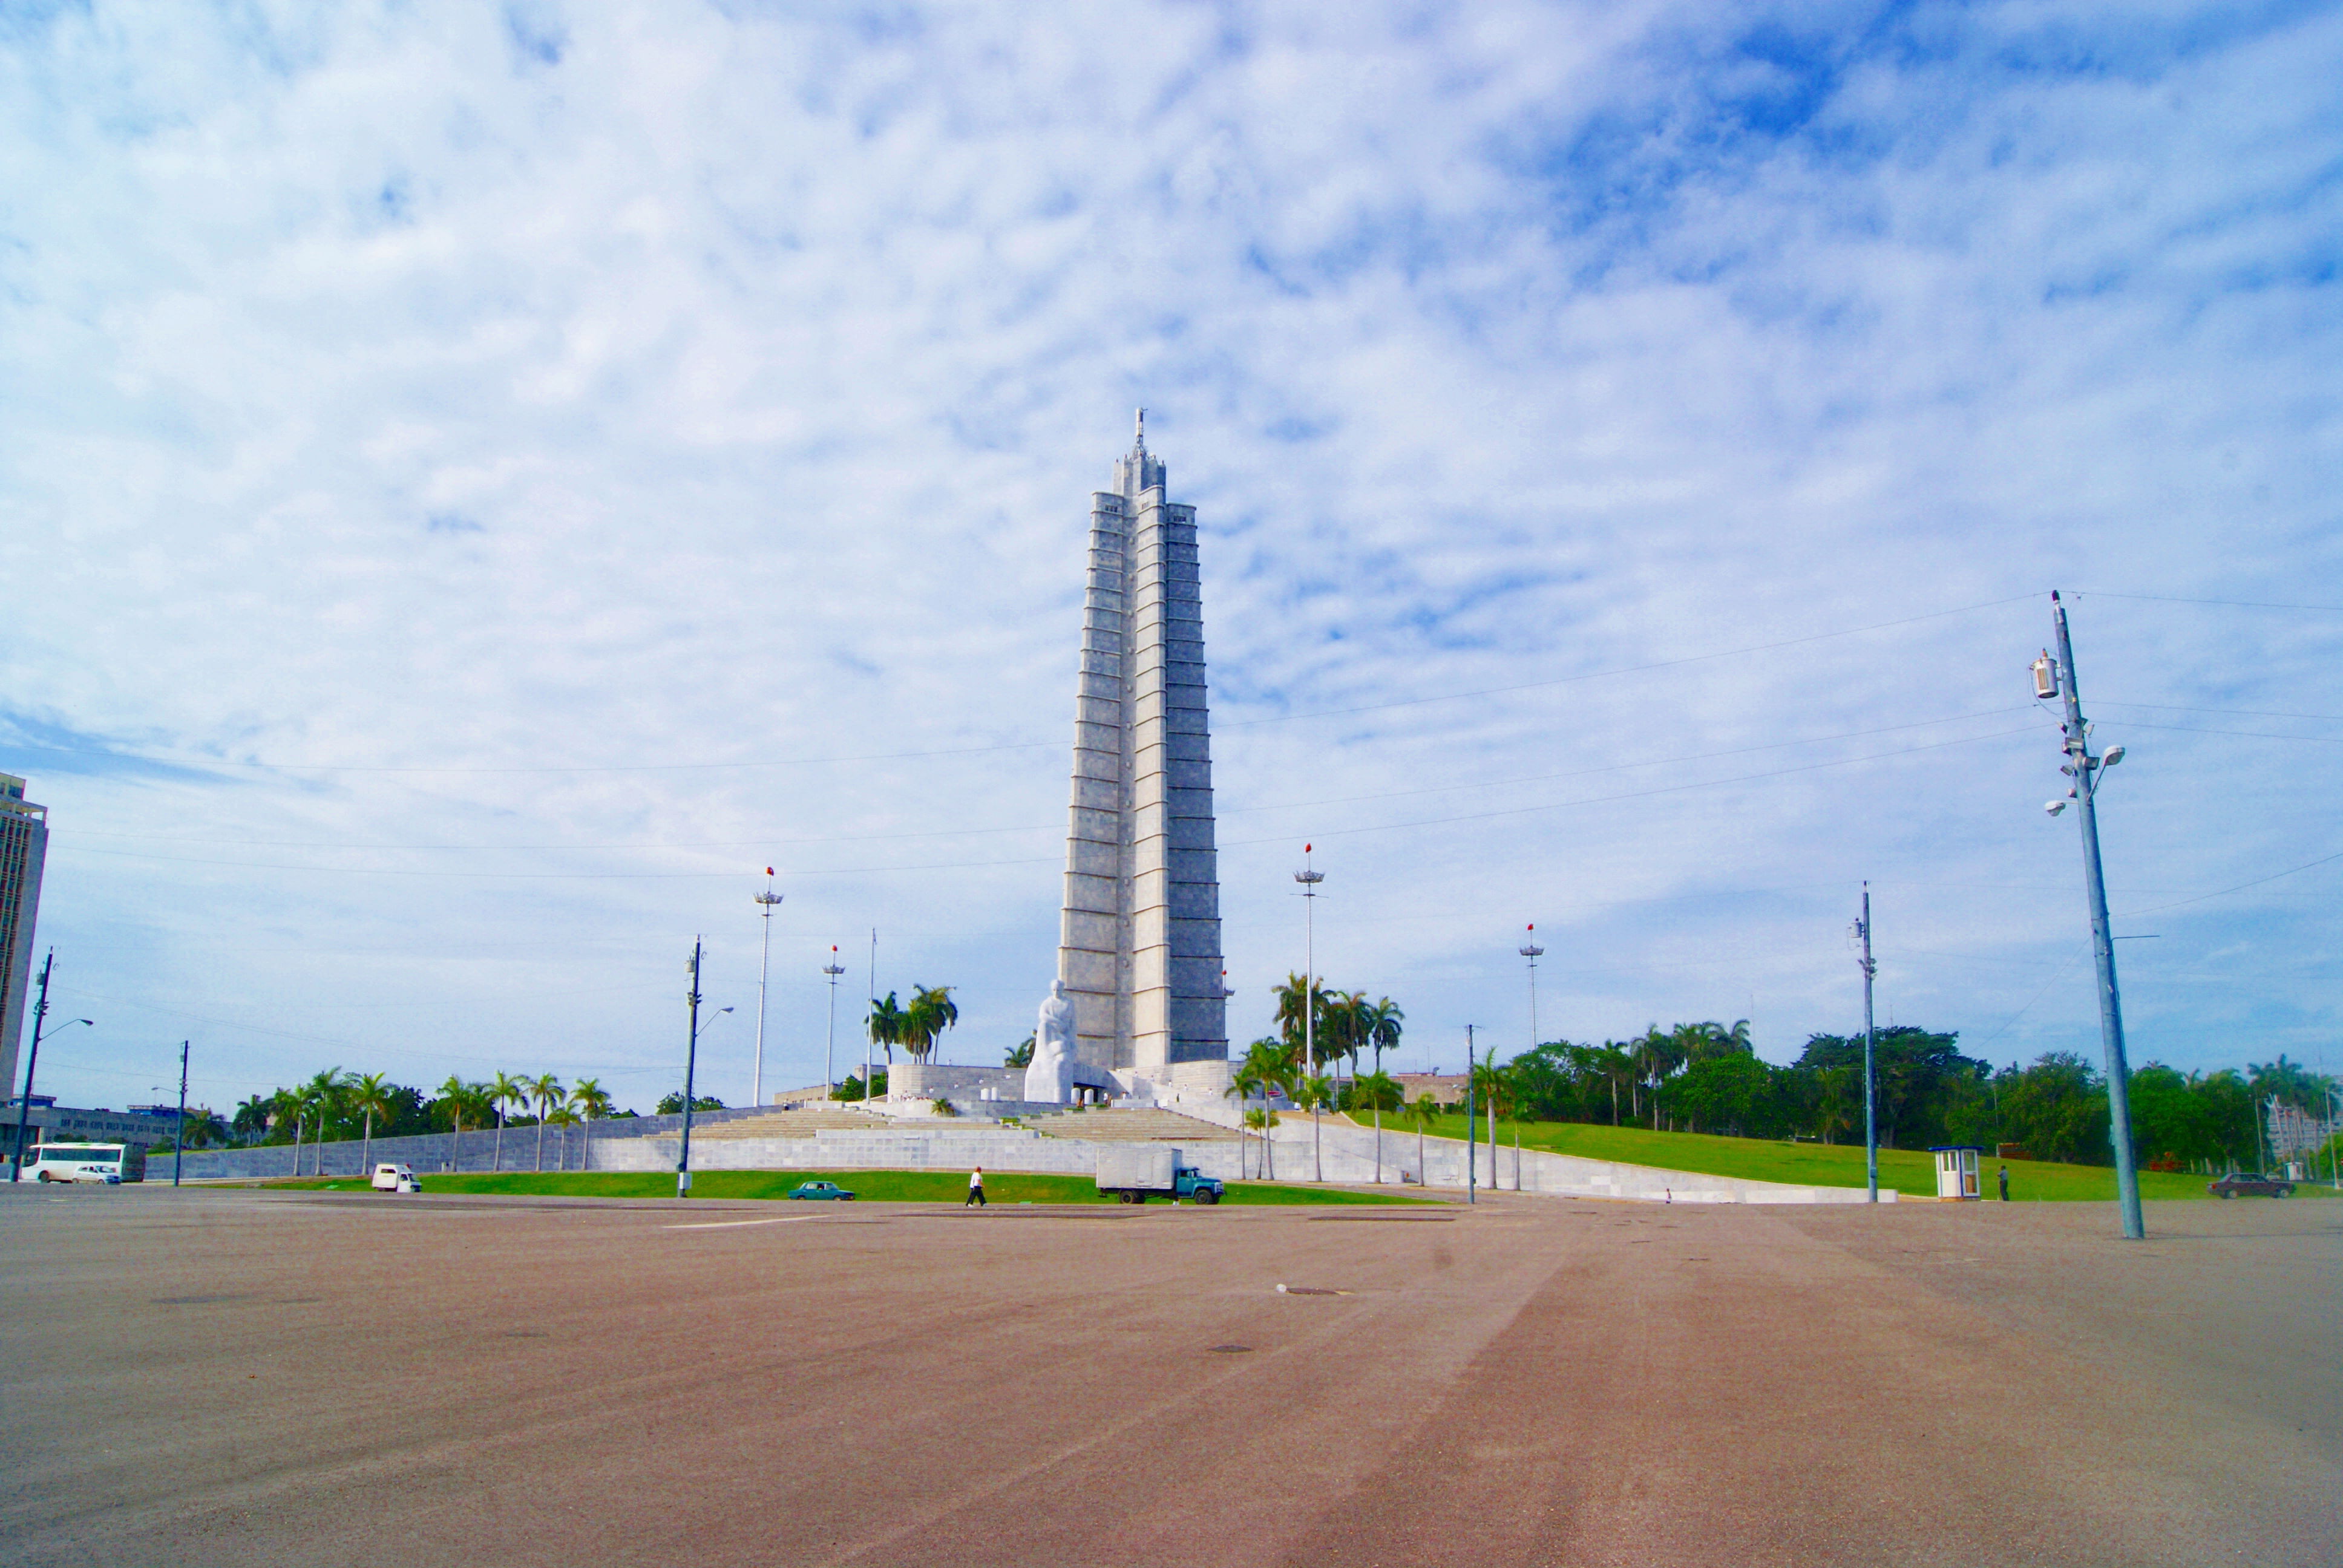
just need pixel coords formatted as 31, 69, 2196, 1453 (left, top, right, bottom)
234, 1069, 615, 1175
437, 1073, 617, 1173
1230, 975, 1408, 1182
863, 985, 960, 1076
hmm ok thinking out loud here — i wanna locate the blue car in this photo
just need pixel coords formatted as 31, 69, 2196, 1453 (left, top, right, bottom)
788, 1180, 857, 1201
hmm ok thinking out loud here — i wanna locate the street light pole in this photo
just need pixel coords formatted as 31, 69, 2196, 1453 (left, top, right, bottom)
1295, 845, 1325, 1182
1463, 1024, 1476, 1204
823, 950, 847, 1102
2039, 592, 2145, 1240
679, 938, 704, 1199
8, 953, 88, 1182
172, 1039, 189, 1187
753, 870, 784, 1109
1853, 886, 1878, 1204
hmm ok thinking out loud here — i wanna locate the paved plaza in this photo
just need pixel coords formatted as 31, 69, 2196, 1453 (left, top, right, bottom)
2, 1185, 2336, 1567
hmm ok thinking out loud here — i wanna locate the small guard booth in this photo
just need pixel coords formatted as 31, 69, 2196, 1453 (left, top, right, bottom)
1930, 1145, 1983, 1200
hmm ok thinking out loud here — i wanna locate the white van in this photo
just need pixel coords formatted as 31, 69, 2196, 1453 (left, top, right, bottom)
370, 1163, 421, 1192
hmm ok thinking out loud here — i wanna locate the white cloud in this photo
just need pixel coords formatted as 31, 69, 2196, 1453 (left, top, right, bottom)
2, 1, 2338, 1111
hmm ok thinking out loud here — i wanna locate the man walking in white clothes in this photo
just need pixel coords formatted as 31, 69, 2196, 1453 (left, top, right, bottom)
965, 1166, 986, 1207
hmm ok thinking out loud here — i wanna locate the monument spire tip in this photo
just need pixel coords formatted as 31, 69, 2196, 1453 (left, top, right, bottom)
1135, 407, 1146, 451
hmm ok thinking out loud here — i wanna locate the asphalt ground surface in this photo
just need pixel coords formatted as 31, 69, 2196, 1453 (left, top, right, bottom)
2, 1184, 2335, 1567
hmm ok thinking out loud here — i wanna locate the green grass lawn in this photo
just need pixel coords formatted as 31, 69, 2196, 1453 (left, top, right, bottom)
1384, 1114, 2332, 1201
247, 1169, 1424, 1206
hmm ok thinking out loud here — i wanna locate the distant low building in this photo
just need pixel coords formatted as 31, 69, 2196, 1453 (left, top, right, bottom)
1392, 1072, 1470, 1106
4, 1100, 171, 1165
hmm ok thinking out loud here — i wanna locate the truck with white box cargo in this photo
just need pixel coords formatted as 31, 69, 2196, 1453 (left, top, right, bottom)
1095, 1146, 1224, 1204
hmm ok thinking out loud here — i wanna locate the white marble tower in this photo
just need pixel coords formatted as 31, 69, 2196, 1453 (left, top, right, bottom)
1055, 414, 1228, 1083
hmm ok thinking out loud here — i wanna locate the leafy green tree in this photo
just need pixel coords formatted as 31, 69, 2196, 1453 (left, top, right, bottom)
348, 1071, 394, 1171
1795, 1028, 1983, 1149
1997, 1052, 2108, 1165
1006, 1034, 1035, 1069
2127, 1064, 2215, 1169
656, 1091, 725, 1114
1672, 1051, 1771, 1136
830, 1073, 884, 1101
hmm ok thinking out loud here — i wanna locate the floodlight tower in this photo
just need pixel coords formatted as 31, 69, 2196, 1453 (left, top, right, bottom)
753, 871, 785, 1109
1519, 926, 1544, 1053
2034, 591, 2143, 1240
822, 949, 847, 1102
1851, 887, 1878, 1204
1295, 846, 1326, 1181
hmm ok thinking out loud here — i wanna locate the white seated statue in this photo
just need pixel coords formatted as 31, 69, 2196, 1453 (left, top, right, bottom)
1024, 979, 1078, 1104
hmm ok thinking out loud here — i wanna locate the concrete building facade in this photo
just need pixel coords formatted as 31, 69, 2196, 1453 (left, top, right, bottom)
1056, 416, 1229, 1093
0, 773, 48, 1105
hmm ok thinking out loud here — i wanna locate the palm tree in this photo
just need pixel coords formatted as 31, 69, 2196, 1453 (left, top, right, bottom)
269, 1087, 303, 1175
1404, 1093, 1443, 1185
490, 1071, 526, 1172
1297, 1073, 1336, 1182
1354, 1069, 1401, 1182
865, 993, 906, 1094
530, 1073, 565, 1172
349, 1071, 393, 1173
1228, 1037, 1289, 1180
301, 1068, 345, 1176
545, 1106, 582, 1171
437, 1075, 474, 1171
232, 1094, 272, 1146
903, 985, 960, 1063
1273, 972, 1331, 1076
570, 1078, 614, 1171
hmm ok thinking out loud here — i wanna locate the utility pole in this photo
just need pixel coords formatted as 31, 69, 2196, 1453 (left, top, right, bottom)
2037, 592, 2145, 1240
865, 928, 877, 1104
1295, 846, 1324, 1180
753, 870, 784, 1108
823, 949, 846, 1101
1853, 886, 1878, 1204
172, 1039, 190, 1187
1463, 1024, 1476, 1204
9, 950, 52, 1182
678, 938, 704, 1198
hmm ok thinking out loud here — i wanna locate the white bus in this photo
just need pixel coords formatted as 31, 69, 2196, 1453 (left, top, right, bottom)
25, 1143, 145, 1183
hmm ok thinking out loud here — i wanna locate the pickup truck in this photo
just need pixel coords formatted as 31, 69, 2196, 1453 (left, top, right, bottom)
1096, 1146, 1225, 1205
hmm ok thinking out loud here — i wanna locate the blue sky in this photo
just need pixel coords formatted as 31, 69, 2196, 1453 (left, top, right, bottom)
2, 1, 2339, 1115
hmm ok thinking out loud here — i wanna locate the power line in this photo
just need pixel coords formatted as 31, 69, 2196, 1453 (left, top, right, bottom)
1, 591, 2041, 777
2117, 849, 2343, 918
1223, 593, 2042, 729
2077, 591, 2343, 613
48, 704, 2042, 855
57, 721, 2043, 878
